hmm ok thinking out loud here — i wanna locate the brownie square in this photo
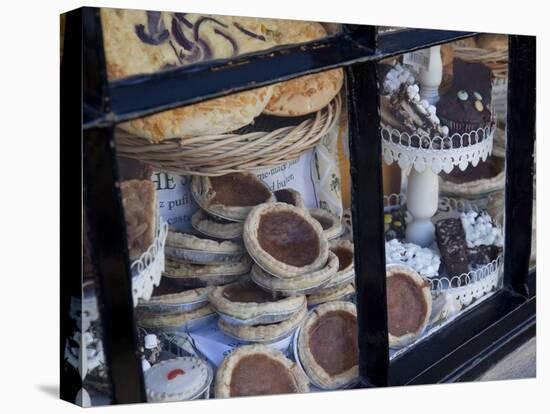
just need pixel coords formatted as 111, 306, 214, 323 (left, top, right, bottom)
435, 218, 470, 276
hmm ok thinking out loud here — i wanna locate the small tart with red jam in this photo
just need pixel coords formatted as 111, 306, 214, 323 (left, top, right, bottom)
208, 280, 306, 321
297, 301, 358, 389
191, 173, 275, 222
243, 203, 329, 278
215, 344, 309, 398
386, 264, 432, 349
145, 356, 211, 402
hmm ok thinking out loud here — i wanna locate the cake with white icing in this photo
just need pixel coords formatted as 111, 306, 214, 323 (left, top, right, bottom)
145, 357, 210, 402
381, 62, 449, 139
461, 211, 503, 248
385, 239, 440, 278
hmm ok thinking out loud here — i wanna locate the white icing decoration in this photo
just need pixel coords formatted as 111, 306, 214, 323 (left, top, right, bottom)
385, 238, 440, 278
460, 211, 503, 248
145, 357, 208, 402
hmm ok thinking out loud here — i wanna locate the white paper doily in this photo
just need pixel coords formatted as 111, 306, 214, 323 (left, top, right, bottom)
131, 217, 168, 306
381, 124, 496, 174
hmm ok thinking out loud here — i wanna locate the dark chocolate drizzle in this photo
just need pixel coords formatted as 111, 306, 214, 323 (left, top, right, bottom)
135, 11, 169, 45
135, 12, 244, 67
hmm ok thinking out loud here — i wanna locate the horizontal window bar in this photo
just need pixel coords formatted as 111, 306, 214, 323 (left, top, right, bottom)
84, 34, 372, 128
84, 28, 477, 129
376, 28, 477, 59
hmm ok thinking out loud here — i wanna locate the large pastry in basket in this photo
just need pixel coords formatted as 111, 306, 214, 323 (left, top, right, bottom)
262, 21, 344, 117
101, 9, 342, 141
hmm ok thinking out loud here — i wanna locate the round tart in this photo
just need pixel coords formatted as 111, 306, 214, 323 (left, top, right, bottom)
215, 344, 309, 398
307, 283, 355, 306
166, 230, 245, 264
297, 301, 358, 389
145, 357, 211, 402
308, 208, 344, 240
208, 281, 306, 324
218, 302, 308, 343
324, 239, 355, 289
386, 265, 432, 349
138, 304, 215, 331
439, 155, 505, 198
163, 257, 251, 288
191, 209, 244, 240
250, 252, 339, 295
137, 280, 212, 314
273, 188, 306, 209
191, 173, 274, 221
244, 203, 329, 278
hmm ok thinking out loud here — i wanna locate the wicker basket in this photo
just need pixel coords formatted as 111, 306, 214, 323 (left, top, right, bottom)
453, 47, 508, 79
115, 95, 342, 176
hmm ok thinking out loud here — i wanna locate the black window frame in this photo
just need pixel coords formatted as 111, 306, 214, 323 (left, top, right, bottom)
61, 6, 536, 404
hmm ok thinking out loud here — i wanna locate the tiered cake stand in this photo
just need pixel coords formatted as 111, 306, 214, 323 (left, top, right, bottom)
381, 47, 501, 306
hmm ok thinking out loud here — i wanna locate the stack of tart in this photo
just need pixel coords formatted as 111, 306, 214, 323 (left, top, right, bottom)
208, 281, 308, 343
245, 202, 354, 303
136, 280, 216, 332
163, 172, 273, 289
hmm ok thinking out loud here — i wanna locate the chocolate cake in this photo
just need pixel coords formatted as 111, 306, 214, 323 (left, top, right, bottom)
437, 59, 493, 134
435, 218, 470, 276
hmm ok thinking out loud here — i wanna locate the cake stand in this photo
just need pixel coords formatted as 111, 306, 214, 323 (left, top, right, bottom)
382, 46, 496, 247
383, 195, 503, 306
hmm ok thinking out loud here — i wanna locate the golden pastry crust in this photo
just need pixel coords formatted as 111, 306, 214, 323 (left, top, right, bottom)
308, 208, 344, 240
120, 179, 157, 260
324, 239, 355, 289
191, 209, 243, 240
386, 265, 432, 349
307, 283, 355, 306
218, 302, 307, 342
166, 230, 245, 253
163, 256, 251, 278
101, 10, 340, 140
263, 21, 343, 116
119, 87, 273, 142
191, 174, 275, 222
208, 281, 306, 320
297, 301, 358, 389
214, 344, 309, 398
264, 69, 344, 116
250, 252, 338, 294
138, 303, 214, 329
243, 203, 329, 278
140, 286, 212, 305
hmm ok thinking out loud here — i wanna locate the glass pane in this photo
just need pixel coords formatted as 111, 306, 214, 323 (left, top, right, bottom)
112, 62, 356, 401
379, 34, 508, 356
101, 8, 339, 81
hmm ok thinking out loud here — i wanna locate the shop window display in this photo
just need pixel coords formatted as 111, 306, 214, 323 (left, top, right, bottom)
62, 6, 536, 407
